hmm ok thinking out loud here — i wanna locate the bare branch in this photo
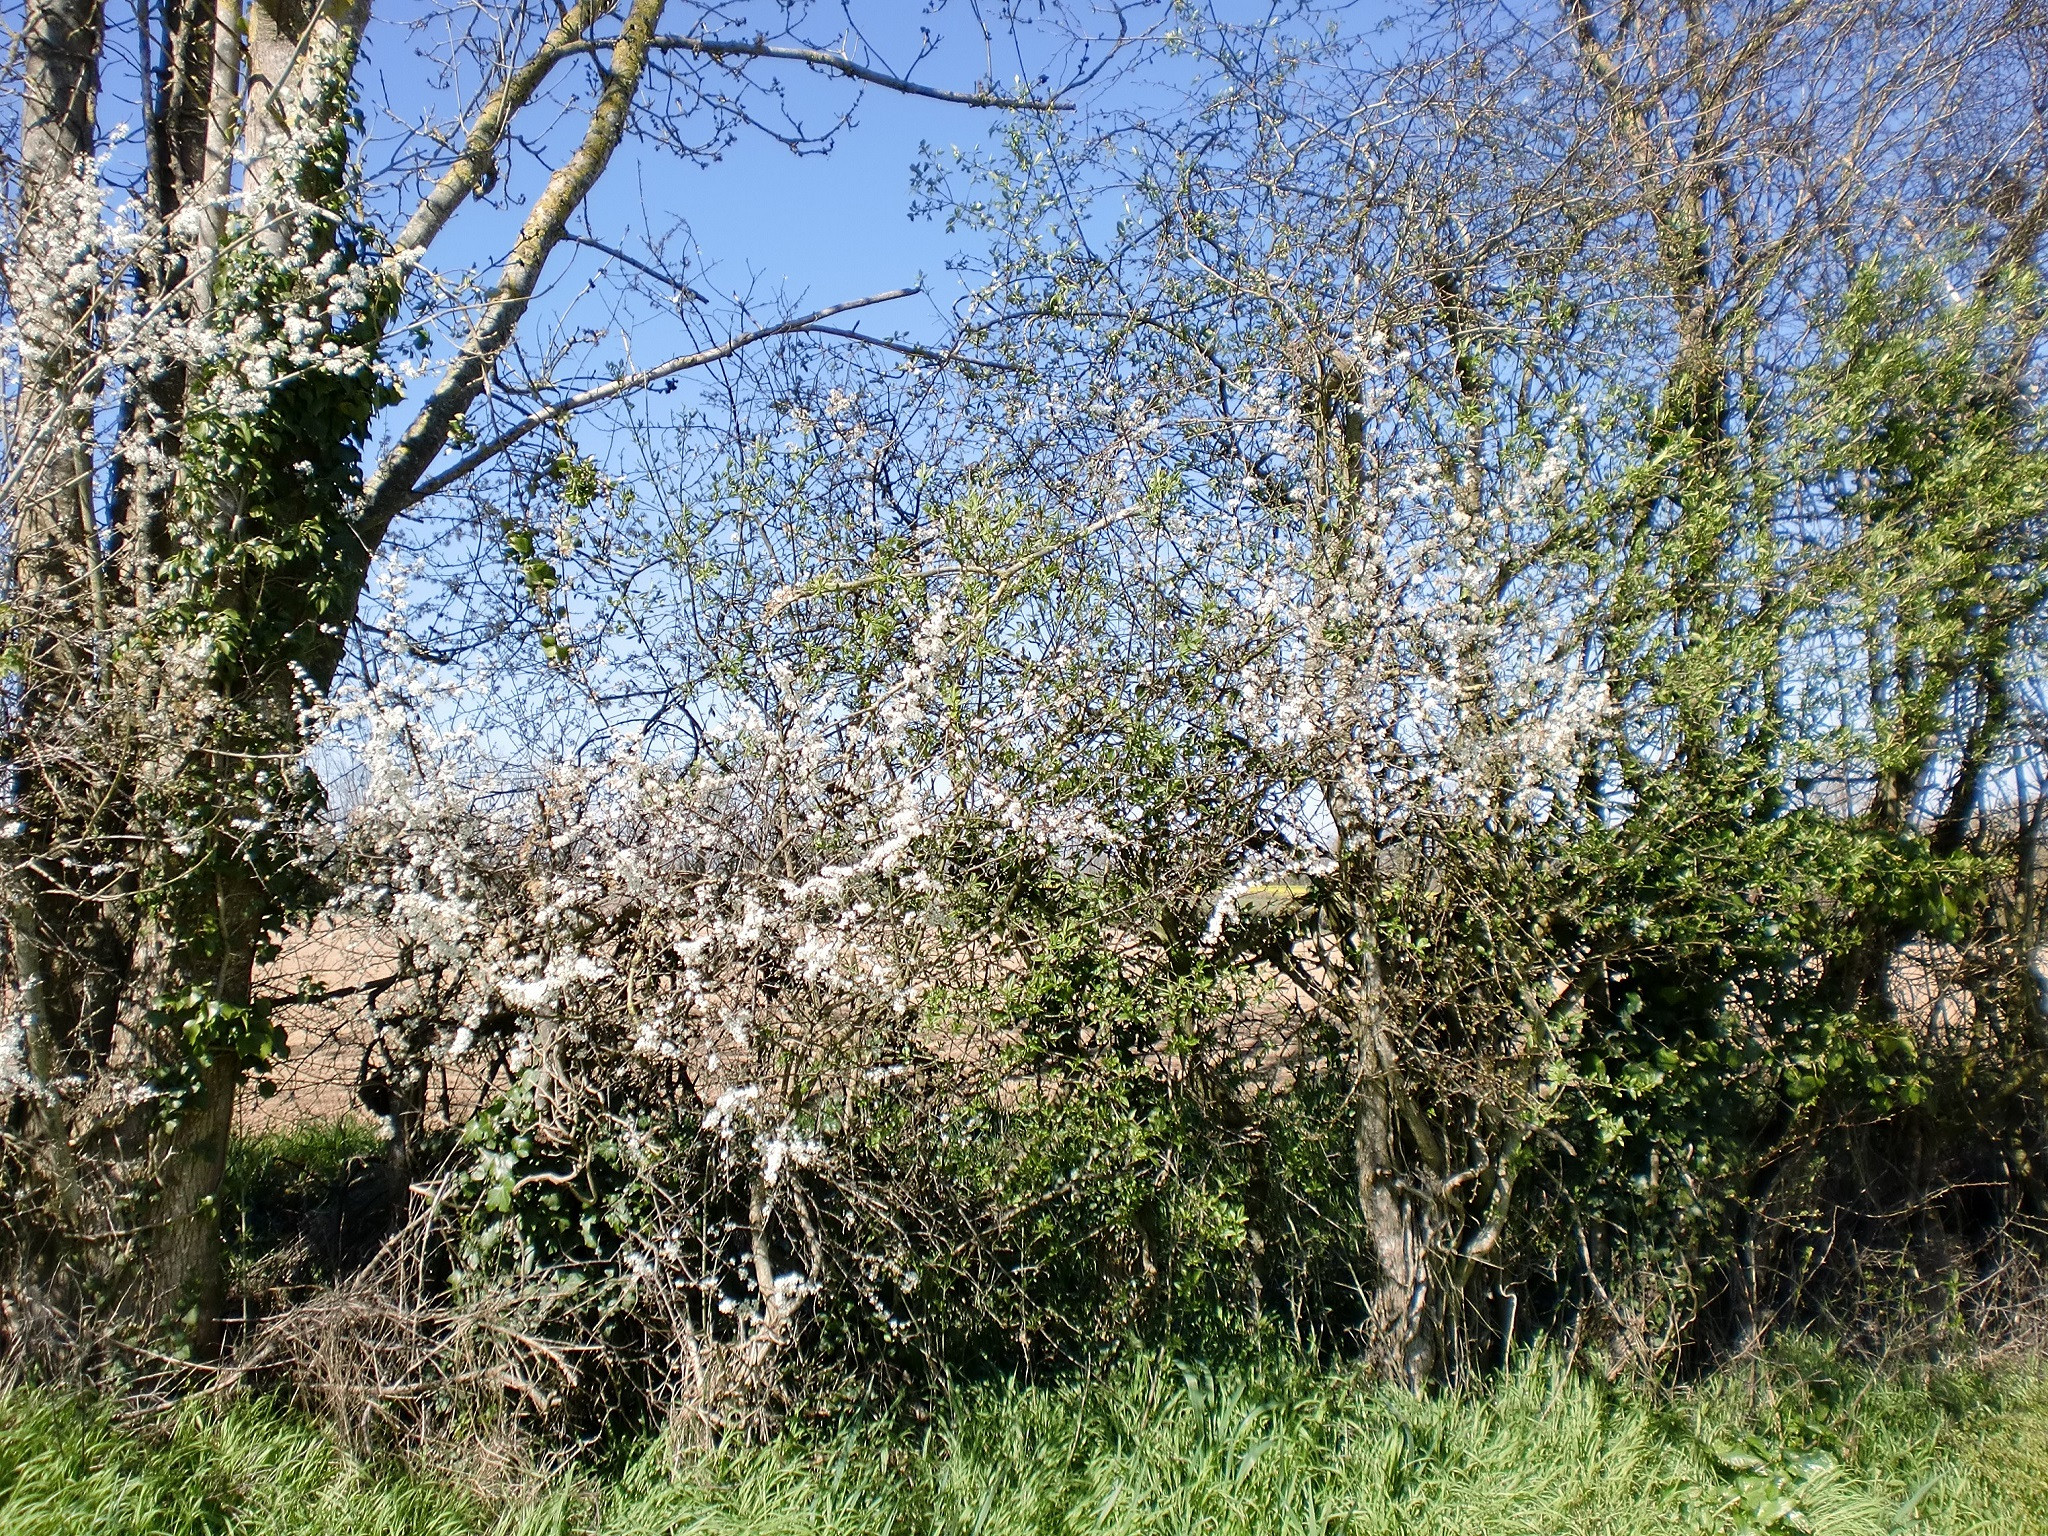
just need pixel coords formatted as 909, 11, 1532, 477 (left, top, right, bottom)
358, 0, 667, 556
407, 288, 921, 504
393, 0, 623, 259
614, 33, 1070, 111
563, 233, 708, 302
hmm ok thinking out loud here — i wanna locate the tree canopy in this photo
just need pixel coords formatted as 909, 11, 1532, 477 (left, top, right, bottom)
3, 0, 2047, 1426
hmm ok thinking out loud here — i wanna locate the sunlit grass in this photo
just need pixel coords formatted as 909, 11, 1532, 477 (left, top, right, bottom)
2, 1346, 2043, 1534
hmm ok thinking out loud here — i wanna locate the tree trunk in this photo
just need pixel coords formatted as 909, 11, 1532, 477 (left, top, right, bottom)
148, 865, 264, 1355
148, 1053, 239, 1352
7, 0, 107, 1309
1350, 948, 1433, 1384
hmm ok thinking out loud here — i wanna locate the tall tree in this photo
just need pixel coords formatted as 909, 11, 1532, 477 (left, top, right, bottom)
0, 0, 1077, 1353
944, 0, 2048, 1372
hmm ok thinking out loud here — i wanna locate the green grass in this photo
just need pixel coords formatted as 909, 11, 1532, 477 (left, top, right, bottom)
224, 1118, 384, 1200
2, 1348, 2044, 1534
221, 1117, 389, 1278
222, 1118, 385, 1235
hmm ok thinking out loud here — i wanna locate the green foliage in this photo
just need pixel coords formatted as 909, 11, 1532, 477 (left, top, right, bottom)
1542, 799, 1951, 1213
146, 988, 290, 1124
1794, 262, 2048, 815
452, 1074, 646, 1297
169, 117, 400, 685
114, 36, 402, 1136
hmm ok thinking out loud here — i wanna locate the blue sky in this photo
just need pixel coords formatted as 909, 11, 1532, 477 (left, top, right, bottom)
647, 58, 998, 314
343, 2, 1166, 458
574, 3, 1205, 321
629, 5, 1297, 326
337, 3, 1332, 504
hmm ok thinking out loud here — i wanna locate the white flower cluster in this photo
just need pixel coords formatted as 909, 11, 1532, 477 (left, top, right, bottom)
316, 599, 1011, 1344
0, 35, 398, 529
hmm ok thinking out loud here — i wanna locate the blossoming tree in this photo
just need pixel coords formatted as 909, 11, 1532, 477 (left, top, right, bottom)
0, 0, 1071, 1353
